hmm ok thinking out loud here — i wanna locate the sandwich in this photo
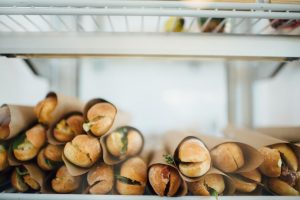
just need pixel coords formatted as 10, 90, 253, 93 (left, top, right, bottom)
188, 174, 225, 195
116, 157, 147, 195
210, 143, 245, 173
106, 126, 143, 159
53, 113, 84, 142
87, 162, 114, 194
51, 165, 81, 193
148, 164, 182, 196
259, 144, 299, 195
83, 99, 117, 137
231, 169, 262, 193
13, 124, 46, 161
37, 144, 63, 171
64, 134, 101, 168
177, 137, 211, 177
34, 95, 57, 125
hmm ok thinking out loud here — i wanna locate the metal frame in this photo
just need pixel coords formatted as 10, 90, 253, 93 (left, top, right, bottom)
0, 33, 299, 58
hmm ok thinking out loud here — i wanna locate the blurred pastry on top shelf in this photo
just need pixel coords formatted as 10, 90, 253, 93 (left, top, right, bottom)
51, 165, 82, 193
37, 144, 63, 171
270, 19, 300, 30
64, 134, 101, 168
0, 144, 8, 171
116, 157, 147, 195
165, 17, 185, 32
13, 124, 46, 161
188, 174, 225, 196
198, 18, 225, 33
87, 162, 114, 194
53, 113, 84, 143
210, 142, 245, 173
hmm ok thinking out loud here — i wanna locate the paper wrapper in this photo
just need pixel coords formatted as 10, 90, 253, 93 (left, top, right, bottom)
22, 163, 45, 193
256, 126, 300, 144
163, 131, 211, 182
47, 111, 83, 145
40, 92, 84, 127
196, 132, 264, 173
147, 149, 188, 196
0, 104, 36, 140
100, 126, 144, 165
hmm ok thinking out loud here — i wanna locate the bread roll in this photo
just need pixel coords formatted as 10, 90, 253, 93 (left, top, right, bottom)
258, 147, 282, 177
116, 157, 147, 195
13, 124, 46, 161
51, 165, 81, 193
0, 144, 8, 171
268, 178, 299, 196
0, 106, 10, 140
34, 96, 57, 125
64, 135, 101, 168
106, 127, 143, 158
54, 114, 84, 142
87, 163, 114, 194
178, 138, 211, 177
148, 164, 181, 196
37, 145, 63, 171
188, 174, 225, 196
271, 144, 298, 172
210, 143, 244, 173
83, 102, 117, 137
11, 166, 40, 192
232, 170, 261, 193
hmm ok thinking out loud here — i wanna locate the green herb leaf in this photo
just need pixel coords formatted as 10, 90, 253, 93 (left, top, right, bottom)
12, 133, 26, 150
119, 127, 128, 155
163, 154, 175, 165
45, 158, 60, 169
82, 122, 90, 132
0, 144, 6, 153
115, 175, 141, 185
208, 187, 219, 200
16, 166, 29, 176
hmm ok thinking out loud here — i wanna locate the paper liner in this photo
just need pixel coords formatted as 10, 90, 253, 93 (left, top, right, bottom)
195, 132, 264, 173
0, 104, 36, 140
41, 92, 84, 127
163, 131, 211, 182
47, 111, 83, 145
83, 98, 117, 137
147, 149, 188, 196
100, 126, 144, 165
257, 126, 300, 144
23, 163, 45, 193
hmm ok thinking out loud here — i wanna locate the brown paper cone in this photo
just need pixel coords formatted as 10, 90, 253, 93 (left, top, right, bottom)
256, 127, 300, 143
40, 92, 84, 127
23, 163, 45, 193
163, 131, 211, 182
147, 149, 188, 196
100, 126, 144, 165
195, 132, 264, 173
0, 104, 36, 140
47, 111, 83, 145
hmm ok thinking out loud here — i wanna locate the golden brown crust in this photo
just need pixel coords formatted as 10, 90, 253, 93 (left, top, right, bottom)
149, 164, 181, 196
23, 175, 40, 190
87, 163, 114, 194
258, 147, 282, 177
126, 130, 143, 156
179, 162, 211, 178
11, 169, 28, 192
44, 144, 63, 162
239, 169, 262, 183
231, 175, 257, 193
26, 124, 46, 148
64, 135, 101, 168
37, 148, 53, 171
34, 96, 57, 125
106, 131, 123, 157
0, 126, 9, 140
0, 105, 10, 140
117, 157, 147, 195
210, 143, 244, 173
0, 145, 8, 171
271, 144, 298, 172
13, 140, 38, 161
268, 178, 299, 196
51, 165, 81, 193
188, 174, 225, 195
86, 103, 117, 137
67, 115, 84, 136
54, 115, 84, 142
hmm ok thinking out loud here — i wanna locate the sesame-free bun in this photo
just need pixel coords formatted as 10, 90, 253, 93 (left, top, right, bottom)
258, 147, 282, 177
188, 174, 225, 195
232, 169, 261, 193
64, 135, 101, 168
177, 138, 211, 177
271, 144, 298, 172
148, 164, 181, 196
34, 96, 57, 125
210, 143, 244, 173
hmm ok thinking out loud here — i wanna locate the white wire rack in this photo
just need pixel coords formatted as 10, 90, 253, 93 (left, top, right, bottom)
0, 0, 299, 58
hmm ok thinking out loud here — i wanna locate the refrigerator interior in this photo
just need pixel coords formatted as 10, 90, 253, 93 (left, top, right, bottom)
0, 0, 300, 199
